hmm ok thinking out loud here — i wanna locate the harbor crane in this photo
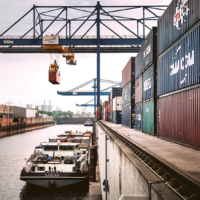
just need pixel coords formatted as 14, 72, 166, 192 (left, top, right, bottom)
0, 2, 167, 117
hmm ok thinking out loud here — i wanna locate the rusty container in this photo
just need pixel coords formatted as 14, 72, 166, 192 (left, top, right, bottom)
106, 113, 108, 121
135, 75, 142, 104
158, 86, 200, 149
122, 57, 135, 88
49, 71, 60, 84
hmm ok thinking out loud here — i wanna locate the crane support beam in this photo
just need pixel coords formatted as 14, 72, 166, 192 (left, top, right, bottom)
76, 104, 96, 107
57, 91, 110, 96
0, 38, 144, 46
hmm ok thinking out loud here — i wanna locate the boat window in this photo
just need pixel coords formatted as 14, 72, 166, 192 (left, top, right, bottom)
37, 166, 45, 171
44, 146, 58, 151
60, 146, 74, 150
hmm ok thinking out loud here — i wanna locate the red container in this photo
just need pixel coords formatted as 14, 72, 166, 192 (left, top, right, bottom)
103, 101, 108, 109
108, 95, 110, 104
49, 71, 60, 84
135, 75, 142, 104
107, 105, 109, 113
106, 113, 108, 121
122, 57, 135, 88
158, 86, 200, 150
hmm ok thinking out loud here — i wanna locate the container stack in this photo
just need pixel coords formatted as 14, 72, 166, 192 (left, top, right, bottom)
122, 57, 135, 128
157, 0, 200, 149
135, 27, 157, 135
112, 96, 122, 124
102, 101, 108, 121
108, 87, 122, 123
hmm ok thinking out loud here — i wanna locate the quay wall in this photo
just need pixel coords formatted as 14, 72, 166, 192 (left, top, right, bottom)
56, 118, 94, 124
0, 118, 54, 138
97, 122, 180, 200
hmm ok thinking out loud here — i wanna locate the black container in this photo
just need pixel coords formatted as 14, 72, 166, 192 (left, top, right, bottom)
108, 112, 113, 122
143, 65, 155, 101
135, 104, 142, 131
135, 51, 142, 79
141, 27, 157, 71
110, 87, 122, 100
158, 24, 200, 96
158, 0, 200, 56
112, 110, 122, 124
122, 81, 135, 106
122, 103, 135, 128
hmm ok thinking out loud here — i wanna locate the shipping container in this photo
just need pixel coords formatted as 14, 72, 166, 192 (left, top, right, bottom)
135, 75, 142, 104
108, 112, 113, 122
49, 71, 60, 84
122, 81, 135, 106
108, 95, 110, 104
103, 101, 108, 109
112, 111, 122, 124
158, 25, 200, 96
141, 27, 157, 70
158, 86, 200, 149
113, 96, 122, 111
135, 104, 142, 131
122, 103, 135, 128
106, 113, 108, 121
109, 99, 113, 113
158, 0, 200, 56
142, 101, 156, 135
110, 87, 122, 100
122, 57, 135, 88
106, 105, 108, 113
135, 51, 142, 79
143, 65, 156, 101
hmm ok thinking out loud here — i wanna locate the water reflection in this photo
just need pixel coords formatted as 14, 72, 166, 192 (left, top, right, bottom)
0, 125, 92, 200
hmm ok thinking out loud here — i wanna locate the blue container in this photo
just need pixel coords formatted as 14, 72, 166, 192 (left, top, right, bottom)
158, 0, 200, 56
141, 27, 157, 71
110, 87, 122, 100
135, 51, 142, 79
122, 103, 135, 128
135, 104, 142, 131
158, 25, 200, 96
112, 111, 122, 124
122, 81, 135, 106
108, 112, 113, 122
143, 65, 154, 101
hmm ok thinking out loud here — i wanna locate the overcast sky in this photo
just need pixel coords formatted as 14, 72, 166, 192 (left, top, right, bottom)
0, 0, 171, 114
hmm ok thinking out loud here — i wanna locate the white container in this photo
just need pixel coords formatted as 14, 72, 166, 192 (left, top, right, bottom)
113, 96, 122, 111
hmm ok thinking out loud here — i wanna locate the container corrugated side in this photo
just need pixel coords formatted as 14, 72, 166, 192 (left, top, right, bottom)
113, 96, 122, 111
108, 112, 113, 122
122, 103, 135, 128
135, 75, 142, 104
122, 81, 135, 106
141, 27, 157, 70
135, 51, 142, 79
143, 101, 156, 135
135, 104, 142, 131
158, 86, 200, 149
109, 99, 113, 113
143, 64, 154, 101
158, 24, 200, 96
122, 57, 135, 88
110, 87, 122, 100
112, 111, 122, 124
158, 0, 200, 56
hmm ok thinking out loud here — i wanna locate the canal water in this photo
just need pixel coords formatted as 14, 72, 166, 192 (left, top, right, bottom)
0, 125, 93, 200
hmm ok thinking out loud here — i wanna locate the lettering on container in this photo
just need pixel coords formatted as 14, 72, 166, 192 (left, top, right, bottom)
145, 108, 149, 112
4, 40, 14, 44
170, 45, 194, 85
143, 44, 151, 58
144, 78, 151, 91
174, 0, 190, 30
136, 114, 141, 121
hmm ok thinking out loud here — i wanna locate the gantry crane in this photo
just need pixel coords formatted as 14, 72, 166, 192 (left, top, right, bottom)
57, 78, 122, 115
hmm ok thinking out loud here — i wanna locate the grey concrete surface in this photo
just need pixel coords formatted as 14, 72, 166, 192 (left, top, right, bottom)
100, 120, 200, 187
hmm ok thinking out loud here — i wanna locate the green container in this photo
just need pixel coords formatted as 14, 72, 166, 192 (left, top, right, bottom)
142, 101, 156, 135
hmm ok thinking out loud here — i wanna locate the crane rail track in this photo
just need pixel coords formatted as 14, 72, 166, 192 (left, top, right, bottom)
98, 121, 199, 200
